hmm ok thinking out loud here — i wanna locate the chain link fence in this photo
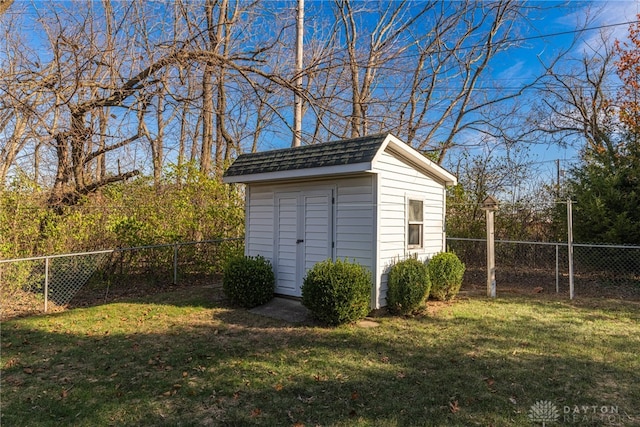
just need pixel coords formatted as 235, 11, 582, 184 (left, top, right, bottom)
0, 238, 243, 319
447, 238, 640, 298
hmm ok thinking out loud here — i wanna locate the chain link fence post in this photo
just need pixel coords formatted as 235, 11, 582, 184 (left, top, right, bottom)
173, 244, 179, 285
44, 257, 49, 313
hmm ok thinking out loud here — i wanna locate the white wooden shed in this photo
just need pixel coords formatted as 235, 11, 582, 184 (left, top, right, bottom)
222, 133, 457, 309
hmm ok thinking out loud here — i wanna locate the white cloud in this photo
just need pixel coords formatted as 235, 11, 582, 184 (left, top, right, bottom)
574, 1, 639, 54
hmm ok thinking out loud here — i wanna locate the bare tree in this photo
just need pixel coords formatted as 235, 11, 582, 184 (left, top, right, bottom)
531, 30, 618, 158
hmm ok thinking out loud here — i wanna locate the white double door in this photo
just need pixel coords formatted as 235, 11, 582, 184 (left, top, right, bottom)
274, 189, 333, 297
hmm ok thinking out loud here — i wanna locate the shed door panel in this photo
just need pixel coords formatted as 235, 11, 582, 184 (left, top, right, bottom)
274, 190, 333, 297
275, 194, 298, 294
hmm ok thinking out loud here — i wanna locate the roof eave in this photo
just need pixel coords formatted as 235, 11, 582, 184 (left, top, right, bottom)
222, 162, 374, 184
377, 134, 458, 186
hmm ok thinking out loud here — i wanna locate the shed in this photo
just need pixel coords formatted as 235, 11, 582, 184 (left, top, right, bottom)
222, 133, 457, 309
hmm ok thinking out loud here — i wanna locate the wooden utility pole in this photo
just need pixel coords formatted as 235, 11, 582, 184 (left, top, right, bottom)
481, 196, 499, 298
292, 0, 304, 147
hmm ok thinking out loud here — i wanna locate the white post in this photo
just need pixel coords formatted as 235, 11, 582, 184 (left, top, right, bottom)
567, 198, 574, 299
481, 195, 498, 298
486, 209, 496, 298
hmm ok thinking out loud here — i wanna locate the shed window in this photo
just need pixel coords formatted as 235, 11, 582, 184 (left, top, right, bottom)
408, 199, 423, 248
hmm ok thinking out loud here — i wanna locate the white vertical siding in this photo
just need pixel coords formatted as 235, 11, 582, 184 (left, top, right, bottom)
246, 178, 375, 299
334, 175, 375, 275
375, 150, 446, 307
245, 186, 274, 261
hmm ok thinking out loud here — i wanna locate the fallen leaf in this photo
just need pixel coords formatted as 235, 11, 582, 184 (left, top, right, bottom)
162, 391, 172, 396
274, 383, 283, 391
250, 408, 261, 417
449, 400, 460, 413
182, 371, 188, 377
509, 396, 517, 405
533, 287, 544, 293
484, 377, 495, 386
61, 389, 68, 399
351, 391, 359, 400
23, 368, 33, 374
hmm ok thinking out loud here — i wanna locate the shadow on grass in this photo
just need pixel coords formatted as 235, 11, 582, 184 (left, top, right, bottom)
2, 293, 638, 426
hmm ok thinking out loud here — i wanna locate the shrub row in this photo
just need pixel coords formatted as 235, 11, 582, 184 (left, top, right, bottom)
223, 252, 464, 325
387, 252, 465, 314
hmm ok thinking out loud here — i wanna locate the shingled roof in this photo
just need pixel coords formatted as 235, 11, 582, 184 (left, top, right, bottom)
223, 133, 457, 185
223, 133, 387, 179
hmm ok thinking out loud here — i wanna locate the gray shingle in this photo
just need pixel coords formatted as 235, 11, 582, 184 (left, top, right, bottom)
223, 133, 388, 178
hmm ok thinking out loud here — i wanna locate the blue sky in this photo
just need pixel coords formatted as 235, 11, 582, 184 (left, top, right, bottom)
450, 0, 640, 186
6, 0, 640, 189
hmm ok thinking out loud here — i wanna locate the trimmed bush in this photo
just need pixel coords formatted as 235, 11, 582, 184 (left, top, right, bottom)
386, 258, 431, 315
428, 252, 465, 301
301, 259, 371, 326
223, 255, 275, 308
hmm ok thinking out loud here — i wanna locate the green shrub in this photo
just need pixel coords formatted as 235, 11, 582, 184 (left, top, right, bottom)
301, 259, 371, 326
386, 258, 431, 315
223, 255, 275, 308
428, 252, 465, 301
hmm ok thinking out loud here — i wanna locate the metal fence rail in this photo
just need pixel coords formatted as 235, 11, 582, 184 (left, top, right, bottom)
0, 238, 243, 318
447, 237, 640, 298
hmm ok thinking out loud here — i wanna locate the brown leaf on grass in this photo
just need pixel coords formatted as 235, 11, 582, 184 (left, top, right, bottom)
292, 423, 305, 427
396, 372, 406, 379
182, 371, 188, 377
313, 373, 327, 382
484, 377, 495, 386
233, 391, 240, 400
449, 400, 460, 413
533, 287, 544, 293
274, 383, 284, 391
250, 408, 261, 417
23, 368, 33, 374
60, 389, 68, 399
351, 391, 359, 400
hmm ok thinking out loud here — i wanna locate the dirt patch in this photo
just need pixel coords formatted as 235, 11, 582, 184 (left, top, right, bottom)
0, 289, 66, 320
1, 276, 222, 321
461, 266, 640, 300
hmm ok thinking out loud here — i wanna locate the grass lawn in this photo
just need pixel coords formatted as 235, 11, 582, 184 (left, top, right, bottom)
1, 286, 639, 426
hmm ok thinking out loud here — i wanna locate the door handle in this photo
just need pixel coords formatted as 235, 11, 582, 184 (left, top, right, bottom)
296, 239, 304, 244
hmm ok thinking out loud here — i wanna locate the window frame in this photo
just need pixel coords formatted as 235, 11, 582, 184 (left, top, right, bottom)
407, 198, 424, 249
